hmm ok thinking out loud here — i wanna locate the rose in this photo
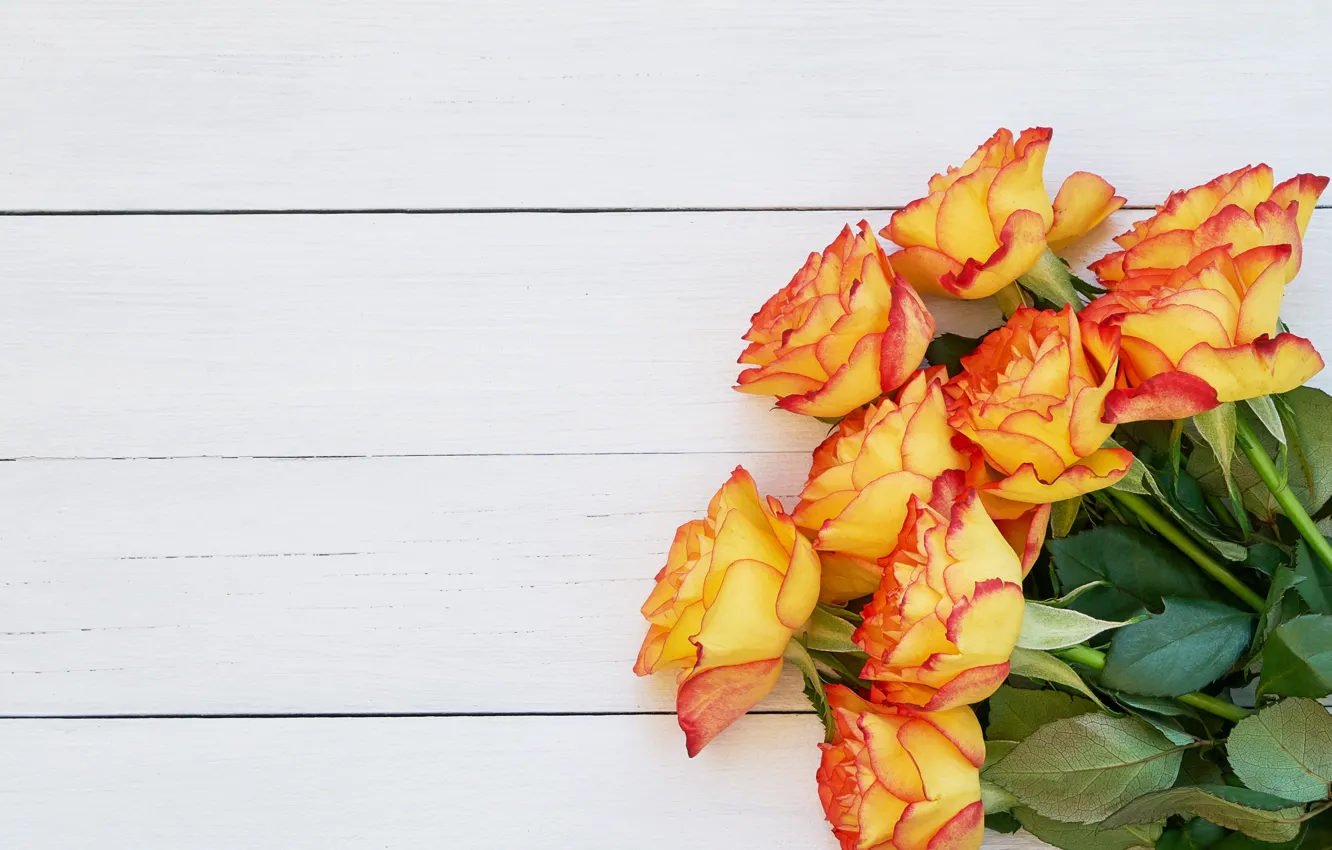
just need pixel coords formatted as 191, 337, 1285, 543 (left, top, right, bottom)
1090, 165, 1328, 286
1081, 245, 1325, 422
817, 685, 984, 850
793, 368, 1048, 602
633, 467, 820, 756
945, 306, 1133, 503
882, 127, 1124, 299
854, 489, 1024, 711
735, 221, 935, 417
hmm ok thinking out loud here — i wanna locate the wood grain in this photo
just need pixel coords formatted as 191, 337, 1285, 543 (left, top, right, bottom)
2, 0, 1329, 210
0, 452, 815, 715
3, 210, 1327, 459
0, 715, 1040, 850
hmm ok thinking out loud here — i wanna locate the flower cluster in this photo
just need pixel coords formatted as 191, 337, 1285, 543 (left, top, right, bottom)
634, 127, 1332, 850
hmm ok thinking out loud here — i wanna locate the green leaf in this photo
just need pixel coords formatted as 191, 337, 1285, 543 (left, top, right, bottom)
1191, 387, 1332, 519
1047, 581, 1116, 608
1113, 453, 1154, 495
1195, 401, 1239, 469
925, 332, 986, 378
985, 811, 1022, 834
1293, 541, 1332, 615
1178, 748, 1227, 787
815, 602, 862, 626
1051, 526, 1216, 620
1245, 541, 1285, 576
1259, 565, 1307, 650
1012, 806, 1163, 850
804, 605, 861, 653
1241, 397, 1284, 447
1186, 818, 1232, 848
1008, 646, 1108, 708
1261, 615, 1332, 699
782, 640, 835, 742
1144, 470, 1248, 562
984, 714, 1183, 823
1018, 600, 1136, 651
1227, 698, 1332, 803
1102, 598, 1254, 697
986, 685, 1097, 742
808, 649, 869, 690
1016, 247, 1082, 308
1052, 495, 1082, 538
1102, 785, 1304, 843
982, 778, 1019, 814
1247, 395, 1287, 446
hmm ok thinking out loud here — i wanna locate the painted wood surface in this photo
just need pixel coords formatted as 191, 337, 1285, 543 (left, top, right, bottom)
0, 715, 1047, 850
1, 0, 1328, 210
2, 210, 1326, 459
6, 2, 1332, 847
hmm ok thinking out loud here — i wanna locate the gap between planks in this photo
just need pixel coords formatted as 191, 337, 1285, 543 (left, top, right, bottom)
8, 204, 1330, 217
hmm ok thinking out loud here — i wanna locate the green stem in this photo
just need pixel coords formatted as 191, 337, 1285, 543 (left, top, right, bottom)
1108, 489, 1265, 612
1055, 646, 1250, 723
993, 283, 1029, 319
1235, 415, 1332, 572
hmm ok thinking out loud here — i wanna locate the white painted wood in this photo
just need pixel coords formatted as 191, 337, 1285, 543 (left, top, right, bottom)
0, 452, 817, 715
0, 209, 1001, 458
3, 210, 1327, 459
2, 0, 1329, 210
0, 715, 1041, 850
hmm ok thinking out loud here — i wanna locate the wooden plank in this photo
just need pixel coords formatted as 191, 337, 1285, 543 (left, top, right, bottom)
0, 452, 819, 715
0, 715, 1048, 849
4, 209, 1329, 459
1, 0, 1328, 210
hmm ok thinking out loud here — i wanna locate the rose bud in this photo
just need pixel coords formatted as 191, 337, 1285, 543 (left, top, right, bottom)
945, 306, 1133, 503
1091, 165, 1328, 286
883, 127, 1124, 300
736, 222, 935, 418
818, 685, 985, 850
634, 467, 820, 756
793, 368, 1047, 602
855, 490, 1024, 711
1081, 245, 1324, 422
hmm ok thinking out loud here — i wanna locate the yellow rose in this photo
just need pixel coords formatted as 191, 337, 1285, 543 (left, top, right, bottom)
817, 685, 984, 850
1082, 245, 1324, 422
794, 367, 1050, 602
945, 306, 1132, 503
1091, 165, 1328, 286
634, 467, 820, 756
884, 127, 1124, 299
856, 490, 1024, 711
735, 222, 935, 418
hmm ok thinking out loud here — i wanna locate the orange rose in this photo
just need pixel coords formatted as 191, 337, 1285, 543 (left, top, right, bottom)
735, 222, 935, 417
945, 306, 1133, 503
634, 467, 821, 756
794, 368, 1047, 602
883, 127, 1124, 300
1082, 245, 1324, 422
855, 490, 1024, 711
1090, 165, 1328, 286
818, 685, 984, 850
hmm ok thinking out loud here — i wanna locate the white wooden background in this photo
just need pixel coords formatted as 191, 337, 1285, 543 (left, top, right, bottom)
2, 2, 1330, 847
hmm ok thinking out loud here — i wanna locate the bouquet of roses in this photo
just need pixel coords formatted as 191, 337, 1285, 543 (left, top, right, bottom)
633, 126, 1332, 849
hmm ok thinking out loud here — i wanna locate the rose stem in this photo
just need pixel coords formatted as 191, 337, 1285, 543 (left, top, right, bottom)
1107, 490, 1264, 612
1235, 415, 1332, 572
1055, 645, 1251, 722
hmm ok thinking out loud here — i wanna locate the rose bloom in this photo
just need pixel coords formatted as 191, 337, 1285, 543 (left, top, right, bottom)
855, 490, 1024, 711
1082, 245, 1325, 422
634, 467, 820, 756
735, 222, 935, 418
946, 306, 1133, 503
818, 685, 984, 850
794, 367, 1047, 603
883, 127, 1124, 300
1091, 164, 1328, 286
